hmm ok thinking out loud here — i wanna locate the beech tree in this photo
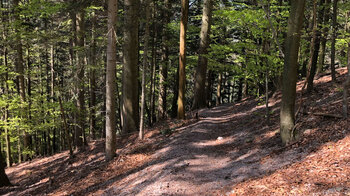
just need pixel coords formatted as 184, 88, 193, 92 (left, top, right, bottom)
280, 0, 306, 145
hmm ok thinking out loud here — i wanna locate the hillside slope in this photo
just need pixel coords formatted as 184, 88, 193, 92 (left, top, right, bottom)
1, 68, 350, 196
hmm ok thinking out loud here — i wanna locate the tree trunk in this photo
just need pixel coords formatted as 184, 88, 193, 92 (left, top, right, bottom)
75, 9, 86, 148
1, 0, 11, 167
158, 0, 171, 120
193, 0, 213, 110
317, 0, 331, 74
122, 0, 140, 133
89, 11, 97, 140
177, 0, 189, 119
280, 0, 306, 145
171, 66, 179, 118
13, 0, 30, 161
216, 73, 222, 106
206, 70, 214, 107
50, 45, 56, 153
343, 41, 350, 118
58, 97, 73, 156
150, 3, 157, 126
0, 140, 11, 187
106, 0, 118, 161
330, 0, 338, 82
306, 0, 325, 93
140, 0, 150, 140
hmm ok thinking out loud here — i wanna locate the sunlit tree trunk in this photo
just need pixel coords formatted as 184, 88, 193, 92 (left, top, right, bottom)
106, 0, 118, 161
89, 11, 97, 140
280, 0, 306, 145
177, 0, 189, 119
193, 0, 213, 110
140, 0, 150, 140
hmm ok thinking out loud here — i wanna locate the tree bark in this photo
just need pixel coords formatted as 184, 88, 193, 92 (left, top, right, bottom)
330, 0, 338, 82
0, 140, 11, 187
58, 97, 73, 156
280, 0, 306, 145
177, 0, 189, 119
140, 0, 150, 140
317, 0, 331, 74
13, 0, 31, 161
150, 2, 157, 126
106, 0, 118, 161
193, 0, 213, 110
75, 8, 86, 148
89, 11, 97, 140
122, 0, 140, 133
342, 12, 350, 118
306, 0, 325, 93
158, 0, 171, 120
1, 0, 11, 167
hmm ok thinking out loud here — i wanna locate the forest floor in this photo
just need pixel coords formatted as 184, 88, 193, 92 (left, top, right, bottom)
1, 68, 350, 196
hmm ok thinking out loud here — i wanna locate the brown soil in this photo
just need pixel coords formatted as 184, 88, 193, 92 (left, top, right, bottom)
1, 68, 350, 196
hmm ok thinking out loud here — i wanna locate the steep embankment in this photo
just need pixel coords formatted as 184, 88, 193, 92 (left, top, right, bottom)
1, 68, 350, 196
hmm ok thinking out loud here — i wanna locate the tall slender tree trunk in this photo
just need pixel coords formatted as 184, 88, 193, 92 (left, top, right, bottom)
122, 0, 140, 133
342, 40, 350, 118
216, 72, 222, 106
3, 46, 12, 167
1, 0, 11, 167
50, 45, 56, 153
193, 0, 213, 110
13, 0, 30, 161
90, 11, 97, 140
140, 0, 150, 140
306, 0, 325, 93
158, 0, 171, 120
342, 11, 350, 118
58, 97, 73, 156
150, 2, 157, 126
150, 0, 158, 125
317, 0, 331, 74
75, 9, 86, 148
177, 0, 189, 119
106, 0, 118, 161
171, 66, 179, 118
280, 0, 306, 145
330, 0, 338, 82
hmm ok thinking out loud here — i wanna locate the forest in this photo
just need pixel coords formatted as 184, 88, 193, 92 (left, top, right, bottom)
0, 0, 350, 195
